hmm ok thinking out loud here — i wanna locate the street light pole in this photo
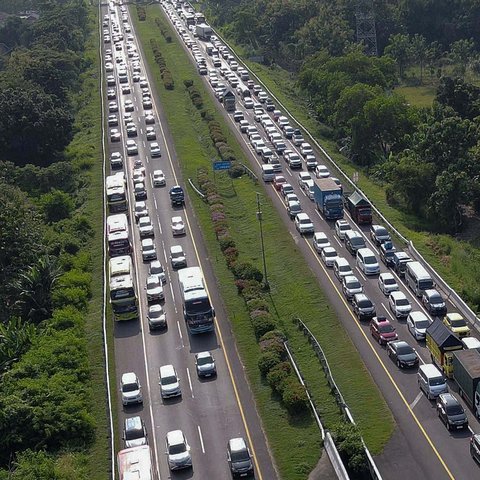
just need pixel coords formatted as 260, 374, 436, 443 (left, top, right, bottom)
256, 192, 269, 288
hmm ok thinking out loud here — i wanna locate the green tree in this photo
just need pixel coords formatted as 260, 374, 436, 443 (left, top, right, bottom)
411, 34, 428, 83
13, 255, 62, 323
384, 33, 412, 77
0, 317, 36, 373
450, 38, 475, 76
436, 76, 480, 120
40, 189, 74, 223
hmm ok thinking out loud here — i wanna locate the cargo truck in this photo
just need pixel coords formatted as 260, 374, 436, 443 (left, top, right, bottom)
313, 178, 344, 220
452, 349, 480, 418
196, 23, 213, 41
426, 320, 463, 378
344, 191, 372, 224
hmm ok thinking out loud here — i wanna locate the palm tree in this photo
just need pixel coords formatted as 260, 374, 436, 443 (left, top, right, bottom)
13, 256, 62, 323
0, 317, 36, 373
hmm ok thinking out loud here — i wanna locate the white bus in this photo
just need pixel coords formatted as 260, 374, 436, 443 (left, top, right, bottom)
106, 172, 127, 213
178, 266, 215, 334
405, 261, 434, 297
118, 445, 152, 480
109, 255, 133, 278
107, 213, 131, 256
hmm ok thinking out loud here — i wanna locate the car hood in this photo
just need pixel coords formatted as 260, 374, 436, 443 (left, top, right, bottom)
169, 451, 191, 465
398, 353, 417, 363
125, 437, 147, 448
162, 382, 180, 393
232, 459, 253, 472
197, 363, 215, 372
448, 413, 467, 423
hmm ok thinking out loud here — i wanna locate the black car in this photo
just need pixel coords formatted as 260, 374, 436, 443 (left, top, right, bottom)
352, 293, 376, 321
436, 393, 468, 430
370, 224, 391, 245
386, 340, 418, 368
380, 243, 396, 267
422, 289, 447, 317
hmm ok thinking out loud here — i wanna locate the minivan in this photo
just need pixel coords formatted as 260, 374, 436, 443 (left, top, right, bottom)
227, 437, 254, 478
356, 248, 380, 275
418, 363, 448, 400
261, 164, 275, 182
123, 416, 147, 448
405, 261, 434, 297
345, 230, 366, 255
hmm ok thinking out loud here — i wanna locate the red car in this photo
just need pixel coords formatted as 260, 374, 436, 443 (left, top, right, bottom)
370, 317, 398, 346
273, 175, 287, 191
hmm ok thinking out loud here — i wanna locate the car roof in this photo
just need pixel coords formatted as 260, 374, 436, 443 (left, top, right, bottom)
335, 257, 349, 266
354, 293, 368, 301
344, 275, 359, 283
121, 372, 138, 384
166, 429, 184, 445
125, 416, 142, 430
228, 437, 247, 452
380, 272, 395, 279
409, 310, 429, 322
170, 245, 183, 253
439, 393, 458, 405
296, 212, 310, 220
196, 351, 212, 359
314, 232, 328, 239
160, 364, 175, 377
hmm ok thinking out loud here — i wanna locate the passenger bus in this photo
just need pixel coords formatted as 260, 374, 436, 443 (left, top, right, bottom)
106, 172, 127, 213
107, 213, 131, 256
109, 255, 138, 321
178, 266, 215, 334
118, 445, 152, 480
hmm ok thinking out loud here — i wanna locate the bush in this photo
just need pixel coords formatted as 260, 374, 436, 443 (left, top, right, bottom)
219, 236, 236, 252
229, 164, 244, 178
259, 330, 286, 358
258, 351, 282, 376
52, 286, 89, 311
232, 262, 263, 282
282, 378, 309, 414
246, 298, 269, 312
40, 190, 74, 223
251, 313, 277, 338
259, 329, 286, 342
332, 423, 369, 477
242, 284, 264, 302
266, 362, 292, 393
184, 79, 194, 88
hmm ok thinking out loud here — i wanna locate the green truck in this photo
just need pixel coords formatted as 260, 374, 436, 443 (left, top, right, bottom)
452, 349, 480, 419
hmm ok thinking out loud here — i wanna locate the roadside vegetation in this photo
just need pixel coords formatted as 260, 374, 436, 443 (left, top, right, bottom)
133, 6, 394, 478
201, 0, 480, 315
0, 0, 109, 478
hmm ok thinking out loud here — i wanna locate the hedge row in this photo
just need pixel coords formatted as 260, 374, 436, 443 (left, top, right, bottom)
149, 38, 174, 90
155, 17, 172, 43
136, 5, 146, 21
196, 167, 308, 415
183, 79, 243, 175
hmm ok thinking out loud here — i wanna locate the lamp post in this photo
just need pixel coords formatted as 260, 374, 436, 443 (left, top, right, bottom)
256, 193, 269, 288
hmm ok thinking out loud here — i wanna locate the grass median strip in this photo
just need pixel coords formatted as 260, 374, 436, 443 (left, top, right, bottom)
133, 5, 395, 476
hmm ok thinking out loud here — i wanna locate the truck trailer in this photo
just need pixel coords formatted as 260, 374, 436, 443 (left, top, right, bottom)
452, 349, 480, 418
196, 23, 213, 41
344, 191, 372, 224
313, 178, 344, 220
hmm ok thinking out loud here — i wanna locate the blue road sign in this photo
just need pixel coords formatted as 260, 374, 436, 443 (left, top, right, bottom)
213, 161, 232, 171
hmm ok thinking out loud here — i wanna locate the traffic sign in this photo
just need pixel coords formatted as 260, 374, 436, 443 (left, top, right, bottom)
213, 161, 232, 171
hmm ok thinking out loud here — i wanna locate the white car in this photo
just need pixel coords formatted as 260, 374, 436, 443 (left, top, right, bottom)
141, 238, 157, 261
159, 364, 181, 399
132, 168, 144, 184
300, 142, 313, 157
146, 274, 164, 301
108, 114, 118, 126
126, 139, 138, 155
149, 260, 166, 284
335, 219, 351, 240
134, 201, 148, 221
108, 101, 118, 112
152, 170, 166, 187
171, 216, 185, 236
407, 311, 431, 340
342, 275, 363, 301
333, 257, 353, 281
146, 126, 156, 140
313, 232, 330, 252
145, 114, 155, 124
389, 291, 412, 318
315, 165, 330, 178
110, 129, 121, 142
321, 247, 338, 267
150, 142, 161, 157
124, 99, 134, 112
120, 372, 143, 406
110, 151, 123, 168
298, 171, 312, 190
148, 304, 166, 330
294, 213, 314, 235
166, 430, 192, 470
138, 216, 154, 237
378, 272, 399, 295
170, 245, 186, 268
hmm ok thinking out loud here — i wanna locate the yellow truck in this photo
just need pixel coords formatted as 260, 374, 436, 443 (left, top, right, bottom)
426, 319, 463, 378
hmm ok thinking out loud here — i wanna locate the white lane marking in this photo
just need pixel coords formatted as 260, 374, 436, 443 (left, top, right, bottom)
410, 392, 423, 410
381, 303, 396, 322
356, 267, 367, 281
145, 156, 149, 164
197, 425, 205, 454
334, 236, 343, 247
186, 367, 194, 398
176, 320, 184, 345
153, 196, 157, 209
140, 128, 143, 134
170, 282, 176, 306
143, 140, 146, 148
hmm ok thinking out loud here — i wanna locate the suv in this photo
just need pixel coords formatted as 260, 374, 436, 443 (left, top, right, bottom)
436, 393, 468, 430
389, 291, 412, 318
166, 430, 192, 470
352, 293, 376, 321
141, 238, 157, 261
159, 364, 181, 399
335, 219, 351, 240
227, 437, 254, 478
342, 276, 363, 301
344, 230, 366, 255
333, 257, 352, 281
120, 372, 143, 406
356, 248, 380, 275
422, 289, 447, 317
370, 317, 398, 345
170, 245, 187, 268
370, 224, 391, 245
294, 213, 314, 235
123, 416, 147, 448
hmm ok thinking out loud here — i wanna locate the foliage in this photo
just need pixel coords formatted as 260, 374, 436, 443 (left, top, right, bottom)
332, 422, 369, 477
40, 189, 75, 223
281, 377, 309, 414
257, 350, 282, 376
232, 262, 263, 282
251, 312, 277, 338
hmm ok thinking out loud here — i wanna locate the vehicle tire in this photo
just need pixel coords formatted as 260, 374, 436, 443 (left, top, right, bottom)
378, 337, 382, 345
397, 360, 401, 368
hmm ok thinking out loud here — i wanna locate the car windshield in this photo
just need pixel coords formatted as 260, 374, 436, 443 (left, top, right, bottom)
358, 299, 372, 308
340, 224, 350, 231
147, 279, 159, 289
430, 294, 443, 303
376, 227, 388, 237
339, 265, 351, 272
429, 376, 445, 386
161, 375, 177, 386
351, 238, 365, 246
169, 443, 186, 455
415, 320, 430, 329
384, 278, 396, 285
300, 218, 311, 225
123, 383, 138, 392
197, 355, 213, 366
364, 256, 377, 264
396, 298, 410, 306
348, 281, 361, 289
379, 324, 394, 333
325, 251, 336, 258
125, 428, 144, 440
446, 404, 464, 416
231, 450, 250, 462
450, 318, 466, 327
396, 345, 414, 355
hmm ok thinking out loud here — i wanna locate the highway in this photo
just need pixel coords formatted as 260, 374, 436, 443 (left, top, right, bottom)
158, 2, 480, 479
100, 2, 278, 479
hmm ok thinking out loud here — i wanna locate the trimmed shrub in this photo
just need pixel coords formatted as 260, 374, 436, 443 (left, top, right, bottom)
219, 237, 236, 252
267, 362, 292, 393
251, 313, 277, 338
258, 350, 282, 376
259, 329, 287, 342
259, 331, 286, 358
183, 79, 194, 88
232, 262, 263, 282
282, 378, 309, 414
332, 423, 369, 477
242, 284, 264, 302
210, 203, 225, 213
246, 298, 269, 313
229, 163, 244, 178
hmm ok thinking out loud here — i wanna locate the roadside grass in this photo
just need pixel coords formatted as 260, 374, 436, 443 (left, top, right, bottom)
133, 6, 395, 473
223, 43, 480, 314
61, 6, 112, 479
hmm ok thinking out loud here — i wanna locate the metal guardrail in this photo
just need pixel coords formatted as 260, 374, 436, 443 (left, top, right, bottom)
211, 27, 480, 330
324, 432, 350, 480
293, 317, 383, 480
240, 162, 258, 182
187, 177, 206, 200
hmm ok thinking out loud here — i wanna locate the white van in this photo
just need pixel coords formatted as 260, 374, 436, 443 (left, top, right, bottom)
356, 248, 380, 275
261, 164, 275, 182
405, 261, 434, 297
418, 363, 448, 400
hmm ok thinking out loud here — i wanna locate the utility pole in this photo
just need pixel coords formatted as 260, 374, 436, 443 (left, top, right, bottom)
256, 193, 269, 288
